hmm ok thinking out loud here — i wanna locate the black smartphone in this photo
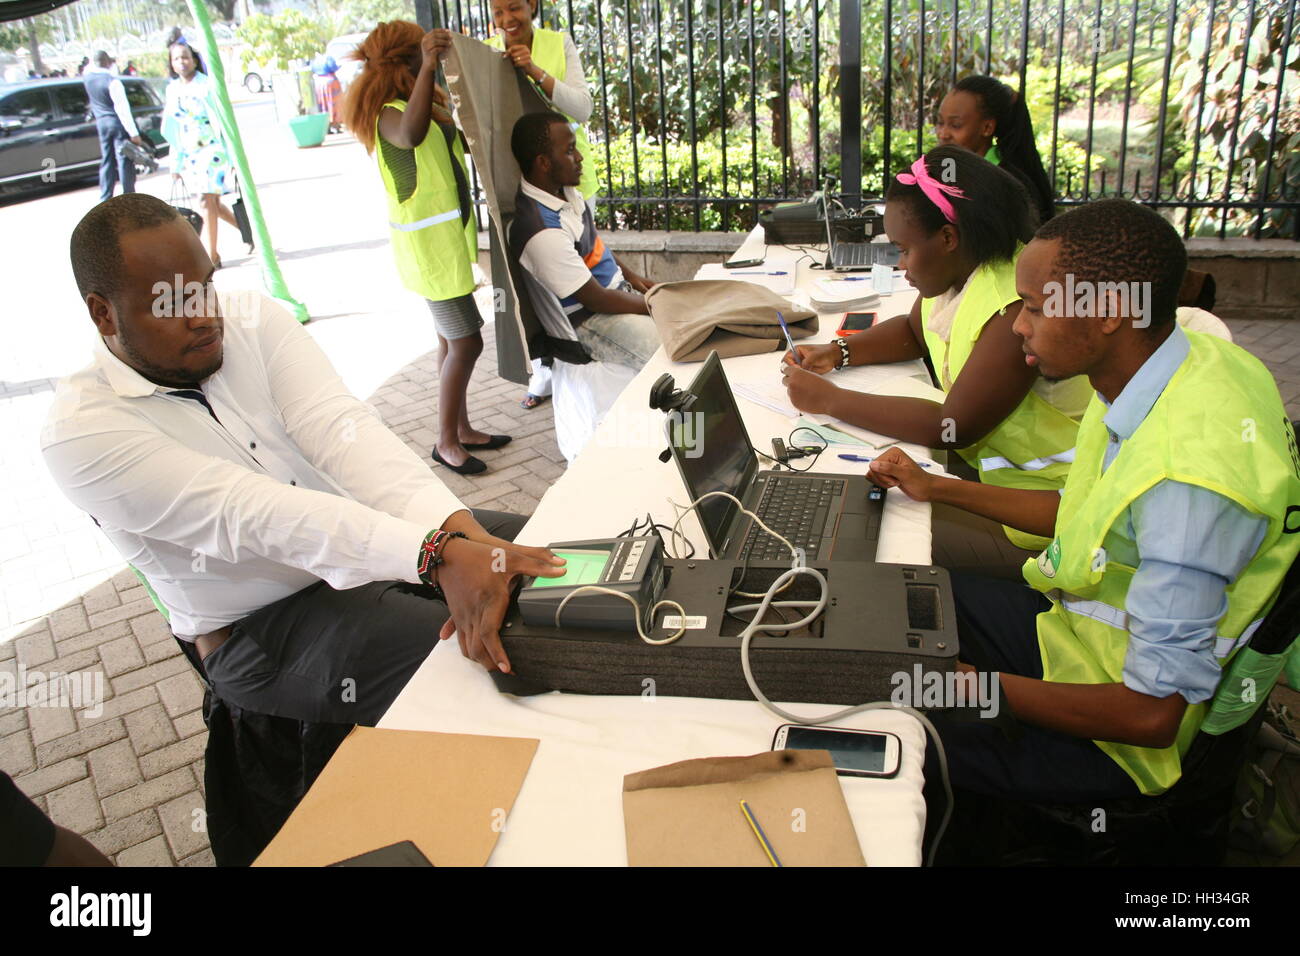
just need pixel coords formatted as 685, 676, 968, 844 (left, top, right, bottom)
328, 840, 435, 866
724, 256, 766, 269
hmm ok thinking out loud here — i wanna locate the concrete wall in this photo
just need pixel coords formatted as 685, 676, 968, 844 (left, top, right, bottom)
479, 231, 1300, 321
1185, 239, 1299, 322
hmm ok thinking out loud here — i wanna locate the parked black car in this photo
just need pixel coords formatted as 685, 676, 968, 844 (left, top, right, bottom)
0, 75, 170, 195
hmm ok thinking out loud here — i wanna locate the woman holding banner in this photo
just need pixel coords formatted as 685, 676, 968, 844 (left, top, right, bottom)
432, 0, 600, 409
345, 21, 509, 476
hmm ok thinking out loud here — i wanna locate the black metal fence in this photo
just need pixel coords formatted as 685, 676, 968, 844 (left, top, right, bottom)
428, 0, 1299, 238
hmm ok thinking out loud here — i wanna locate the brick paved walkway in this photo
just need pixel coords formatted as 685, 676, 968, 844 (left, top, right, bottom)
2, 314, 1297, 865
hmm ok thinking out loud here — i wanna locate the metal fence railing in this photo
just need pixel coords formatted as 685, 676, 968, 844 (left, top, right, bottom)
428, 0, 1299, 239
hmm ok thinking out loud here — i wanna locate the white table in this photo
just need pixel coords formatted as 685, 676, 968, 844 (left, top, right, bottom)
379, 231, 947, 865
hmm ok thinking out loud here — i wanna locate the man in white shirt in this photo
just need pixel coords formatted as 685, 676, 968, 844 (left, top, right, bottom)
507, 112, 661, 370
82, 50, 145, 202
44, 194, 565, 725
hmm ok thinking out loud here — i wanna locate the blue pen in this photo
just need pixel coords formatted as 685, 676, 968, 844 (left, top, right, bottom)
733, 270, 789, 276
838, 453, 933, 468
776, 310, 801, 366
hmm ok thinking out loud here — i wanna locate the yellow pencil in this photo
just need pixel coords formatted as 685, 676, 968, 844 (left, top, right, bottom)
739, 799, 783, 867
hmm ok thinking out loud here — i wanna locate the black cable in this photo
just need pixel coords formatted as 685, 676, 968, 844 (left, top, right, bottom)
770, 425, 828, 473
619, 511, 695, 559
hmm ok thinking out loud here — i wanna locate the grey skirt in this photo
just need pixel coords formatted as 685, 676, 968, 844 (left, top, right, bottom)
426, 292, 485, 340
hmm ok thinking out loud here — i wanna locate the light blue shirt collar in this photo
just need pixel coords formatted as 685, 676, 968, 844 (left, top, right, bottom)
1099, 323, 1189, 440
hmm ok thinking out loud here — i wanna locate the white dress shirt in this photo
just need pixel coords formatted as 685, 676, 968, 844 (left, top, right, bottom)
545, 34, 593, 123
84, 65, 140, 137
41, 293, 466, 638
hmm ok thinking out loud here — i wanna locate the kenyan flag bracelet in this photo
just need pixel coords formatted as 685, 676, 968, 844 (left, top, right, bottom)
417, 529, 468, 596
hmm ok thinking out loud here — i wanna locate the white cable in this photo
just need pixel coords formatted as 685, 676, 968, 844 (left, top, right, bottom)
596, 489, 954, 863
734, 608, 954, 868
554, 585, 688, 646
666, 490, 799, 598
666, 492, 954, 865
666, 490, 798, 564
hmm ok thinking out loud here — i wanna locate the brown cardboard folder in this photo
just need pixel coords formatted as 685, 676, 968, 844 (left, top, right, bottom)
623, 750, 865, 866
254, 726, 538, 867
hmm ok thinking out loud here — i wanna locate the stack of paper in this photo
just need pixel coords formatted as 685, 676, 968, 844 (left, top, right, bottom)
809, 277, 881, 312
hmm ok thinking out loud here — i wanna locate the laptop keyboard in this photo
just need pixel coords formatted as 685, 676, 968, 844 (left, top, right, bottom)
833, 242, 898, 268
738, 477, 845, 561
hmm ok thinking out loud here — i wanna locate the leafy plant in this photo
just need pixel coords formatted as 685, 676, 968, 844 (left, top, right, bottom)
236, 10, 331, 73
1167, 2, 1299, 237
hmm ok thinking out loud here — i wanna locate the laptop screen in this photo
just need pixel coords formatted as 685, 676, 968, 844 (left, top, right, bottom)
821, 191, 836, 265
668, 352, 758, 557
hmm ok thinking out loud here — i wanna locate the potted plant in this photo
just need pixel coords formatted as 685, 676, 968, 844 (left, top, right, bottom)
236, 10, 330, 148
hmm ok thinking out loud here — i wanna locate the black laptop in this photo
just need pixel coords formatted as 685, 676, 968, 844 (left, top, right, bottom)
665, 352, 883, 562
822, 193, 901, 271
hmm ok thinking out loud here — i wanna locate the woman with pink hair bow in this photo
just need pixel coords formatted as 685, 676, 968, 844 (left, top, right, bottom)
781, 145, 1092, 576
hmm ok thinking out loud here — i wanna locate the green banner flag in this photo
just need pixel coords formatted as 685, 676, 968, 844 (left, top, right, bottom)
185, 0, 309, 323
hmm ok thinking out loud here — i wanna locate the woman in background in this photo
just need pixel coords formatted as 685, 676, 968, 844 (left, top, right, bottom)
344, 21, 509, 476
312, 52, 344, 134
162, 39, 242, 268
936, 74, 1056, 224
434, 0, 599, 409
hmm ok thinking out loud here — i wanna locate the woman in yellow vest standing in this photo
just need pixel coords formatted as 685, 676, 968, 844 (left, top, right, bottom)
435, 0, 599, 409
344, 21, 509, 476
782, 146, 1091, 574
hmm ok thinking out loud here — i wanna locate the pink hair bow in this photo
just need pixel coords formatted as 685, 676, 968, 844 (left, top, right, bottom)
896, 156, 968, 224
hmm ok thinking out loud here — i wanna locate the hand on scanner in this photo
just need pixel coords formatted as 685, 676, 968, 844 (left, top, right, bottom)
434, 512, 567, 674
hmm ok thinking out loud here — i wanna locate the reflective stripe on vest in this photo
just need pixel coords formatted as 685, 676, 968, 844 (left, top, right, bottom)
1215, 617, 1264, 659
979, 448, 1077, 473
389, 208, 461, 232
1060, 595, 1127, 632
1062, 595, 1265, 660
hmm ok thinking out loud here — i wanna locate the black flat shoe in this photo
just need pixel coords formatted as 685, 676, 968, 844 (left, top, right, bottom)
462, 434, 512, 451
431, 446, 487, 475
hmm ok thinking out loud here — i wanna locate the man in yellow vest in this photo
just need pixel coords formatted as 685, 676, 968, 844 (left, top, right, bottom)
869, 199, 1300, 802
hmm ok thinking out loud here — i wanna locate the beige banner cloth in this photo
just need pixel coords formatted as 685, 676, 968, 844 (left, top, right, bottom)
645, 280, 819, 362
443, 32, 554, 384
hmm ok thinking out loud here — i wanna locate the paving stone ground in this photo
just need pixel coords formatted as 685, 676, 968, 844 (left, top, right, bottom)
2, 314, 1297, 866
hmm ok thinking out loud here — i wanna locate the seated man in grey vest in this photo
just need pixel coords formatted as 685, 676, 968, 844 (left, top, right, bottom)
82, 50, 145, 202
508, 111, 661, 371
43, 195, 565, 727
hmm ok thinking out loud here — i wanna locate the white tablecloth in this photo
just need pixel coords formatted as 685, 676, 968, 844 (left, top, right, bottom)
379, 229, 945, 865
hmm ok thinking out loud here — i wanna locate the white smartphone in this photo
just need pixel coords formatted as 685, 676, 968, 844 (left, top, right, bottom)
772, 724, 902, 778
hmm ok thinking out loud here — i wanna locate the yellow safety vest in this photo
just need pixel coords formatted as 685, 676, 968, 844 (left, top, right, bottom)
920, 252, 1091, 549
376, 98, 477, 302
488, 27, 599, 199
1021, 331, 1300, 794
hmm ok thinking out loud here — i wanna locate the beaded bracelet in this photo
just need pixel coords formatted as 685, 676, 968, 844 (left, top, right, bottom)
417, 529, 468, 591
833, 336, 851, 370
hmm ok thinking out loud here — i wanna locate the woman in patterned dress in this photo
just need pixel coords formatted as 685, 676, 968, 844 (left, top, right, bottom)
162, 40, 241, 268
